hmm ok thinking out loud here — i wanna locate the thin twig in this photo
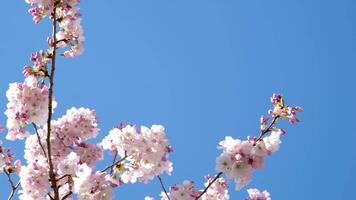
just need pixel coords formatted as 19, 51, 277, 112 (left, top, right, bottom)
110, 151, 118, 174
32, 123, 48, 159
195, 172, 223, 200
48, 193, 55, 200
7, 182, 20, 200
56, 174, 71, 182
255, 116, 279, 144
4, 169, 20, 200
157, 175, 170, 200
101, 152, 128, 173
61, 191, 72, 200
4, 169, 15, 189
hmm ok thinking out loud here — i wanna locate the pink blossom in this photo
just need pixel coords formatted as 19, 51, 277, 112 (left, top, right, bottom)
246, 188, 271, 200
73, 164, 114, 200
201, 176, 229, 200
5, 75, 57, 140
101, 124, 173, 184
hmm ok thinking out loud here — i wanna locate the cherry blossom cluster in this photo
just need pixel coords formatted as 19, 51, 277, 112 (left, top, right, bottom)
4, 75, 56, 140
101, 124, 173, 184
0, 126, 21, 174
26, 0, 54, 24
55, 0, 85, 57
23, 50, 50, 78
215, 136, 273, 189
268, 93, 303, 124
215, 94, 302, 190
201, 175, 230, 200
162, 180, 201, 200
19, 107, 105, 199
245, 188, 271, 200
146, 176, 229, 200
25, 0, 84, 57
17, 105, 173, 199
73, 163, 114, 200
19, 162, 51, 199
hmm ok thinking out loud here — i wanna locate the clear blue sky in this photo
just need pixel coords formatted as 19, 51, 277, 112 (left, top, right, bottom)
0, 0, 355, 199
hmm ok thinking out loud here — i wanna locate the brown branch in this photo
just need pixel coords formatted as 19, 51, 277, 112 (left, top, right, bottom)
4, 169, 20, 200
32, 123, 48, 159
110, 151, 118, 174
48, 193, 55, 200
46, 4, 60, 200
157, 175, 170, 200
7, 182, 20, 200
101, 152, 128, 173
195, 172, 223, 200
56, 39, 68, 44
254, 116, 279, 145
56, 174, 71, 182
61, 191, 72, 200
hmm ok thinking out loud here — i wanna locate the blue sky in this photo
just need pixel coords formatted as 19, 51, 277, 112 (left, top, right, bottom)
0, 0, 355, 199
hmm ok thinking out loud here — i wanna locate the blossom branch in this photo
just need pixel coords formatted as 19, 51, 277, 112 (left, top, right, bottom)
157, 175, 170, 200
195, 172, 223, 200
61, 191, 72, 200
255, 116, 279, 144
46, 3, 60, 200
110, 151, 118, 174
7, 182, 20, 200
101, 152, 128, 173
4, 169, 20, 200
47, 193, 55, 200
32, 123, 48, 159
56, 174, 71, 182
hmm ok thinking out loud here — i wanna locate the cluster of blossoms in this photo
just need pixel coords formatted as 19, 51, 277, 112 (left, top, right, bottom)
73, 163, 114, 200
26, 0, 84, 58
0, 125, 22, 180
201, 176, 230, 200
101, 124, 173, 184
0, 146, 21, 174
23, 50, 50, 78
162, 180, 201, 200
5, 75, 56, 140
20, 107, 106, 199
16, 103, 172, 199
146, 176, 229, 200
55, 0, 85, 57
216, 135, 276, 189
245, 188, 271, 200
268, 93, 303, 124
215, 94, 302, 190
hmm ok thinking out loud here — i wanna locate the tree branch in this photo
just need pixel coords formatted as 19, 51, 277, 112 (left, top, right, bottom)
101, 152, 128, 173
4, 169, 20, 200
56, 174, 71, 182
254, 116, 279, 145
61, 191, 72, 200
110, 151, 118, 174
32, 123, 48, 159
46, 3, 60, 200
7, 182, 20, 200
157, 175, 170, 200
195, 172, 223, 200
